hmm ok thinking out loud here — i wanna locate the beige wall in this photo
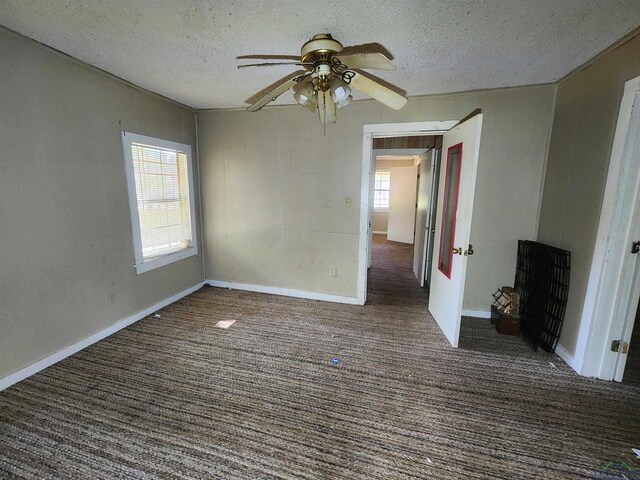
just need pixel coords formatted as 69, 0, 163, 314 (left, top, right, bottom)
373, 212, 389, 232
376, 158, 417, 170
199, 85, 555, 307
538, 32, 640, 356
373, 158, 416, 232
0, 29, 204, 378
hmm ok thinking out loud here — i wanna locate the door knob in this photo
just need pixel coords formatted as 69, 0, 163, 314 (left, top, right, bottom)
452, 247, 463, 255
464, 244, 474, 256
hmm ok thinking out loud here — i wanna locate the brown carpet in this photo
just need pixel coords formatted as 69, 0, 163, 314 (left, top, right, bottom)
1, 234, 639, 479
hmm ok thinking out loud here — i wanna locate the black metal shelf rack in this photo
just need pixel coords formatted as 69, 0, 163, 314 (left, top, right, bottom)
514, 240, 571, 353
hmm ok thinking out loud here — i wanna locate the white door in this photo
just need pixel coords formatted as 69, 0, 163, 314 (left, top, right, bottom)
613, 189, 640, 381
388, 165, 418, 244
615, 246, 640, 381
612, 96, 640, 381
428, 114, 483, 347
413, 153, 431, 284
424, 148, 440, 287
367, 151, 376, 268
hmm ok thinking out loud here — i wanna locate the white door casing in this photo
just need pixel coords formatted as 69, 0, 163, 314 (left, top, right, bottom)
359, 121, 459, 305
577, 76, 640, 380
414, 153, 431, 283
367, 149, 376, 269
614, 204, 640, 381
424, 148, 440, 287
388, 165, 418, 244
600, 91, 640, 381
428, 114, 483, 347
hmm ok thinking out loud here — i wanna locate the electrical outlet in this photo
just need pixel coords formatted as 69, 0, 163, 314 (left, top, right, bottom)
106, 292, 116, 304
329, 266, 337, 277
343, 196, 351, 208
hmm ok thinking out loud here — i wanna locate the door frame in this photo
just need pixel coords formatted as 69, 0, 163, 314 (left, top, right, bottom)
574, 74, 640, 380
424, 148, 441, 288
415, 148, 435, 287
357, 121, 458, 304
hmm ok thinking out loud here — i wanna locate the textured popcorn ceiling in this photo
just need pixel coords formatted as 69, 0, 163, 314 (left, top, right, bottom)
1, 1, 640, 109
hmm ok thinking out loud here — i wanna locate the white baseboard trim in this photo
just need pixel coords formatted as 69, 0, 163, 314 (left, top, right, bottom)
206, 279, 361, 305
372, 231, 388, 235
461, 309, 491, 319
554, 343, 580, 374
0, 281, 206, 392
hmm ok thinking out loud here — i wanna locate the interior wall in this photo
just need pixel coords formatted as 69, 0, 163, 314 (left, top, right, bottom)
373, 158, 416, 232
0, 29, 204, 379
372, 212, 389, 233
537, 32, 640, 356
376, 158, 417, 170
198, 84, 555, 306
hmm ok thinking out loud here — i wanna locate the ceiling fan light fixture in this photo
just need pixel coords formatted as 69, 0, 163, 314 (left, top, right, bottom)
330, 77, 351, 104
335, 94, 352, 109
293, 80, 316, 107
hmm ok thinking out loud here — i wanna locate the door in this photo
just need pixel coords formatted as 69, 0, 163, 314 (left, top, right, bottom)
367, 150, 376, 268
428, 114, 483, 347
413, 154, 431, 283
424, 148, 441, 288
388, 165, 418, 244
615, 260, 640, 382
613, 197, 640, 381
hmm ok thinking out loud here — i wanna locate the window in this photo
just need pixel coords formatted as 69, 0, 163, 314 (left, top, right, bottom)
438, 143, 462, 279
374, 170, 391, 210
121, 132, 197, 274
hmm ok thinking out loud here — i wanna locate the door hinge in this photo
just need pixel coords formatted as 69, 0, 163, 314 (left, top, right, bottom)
611, 340, 630, 353
632, 241, 640, 254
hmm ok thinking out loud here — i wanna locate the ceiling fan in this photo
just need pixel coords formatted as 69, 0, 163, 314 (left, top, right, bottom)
238, 34, 408, 125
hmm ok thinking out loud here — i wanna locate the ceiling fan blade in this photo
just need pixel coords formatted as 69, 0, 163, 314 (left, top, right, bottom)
237, 54, 301, 61
349, 72, 407, 110
247, 73, 305, 112
238, 62, 309, 68
317, 91, 336, 125
335, 52, 396, 71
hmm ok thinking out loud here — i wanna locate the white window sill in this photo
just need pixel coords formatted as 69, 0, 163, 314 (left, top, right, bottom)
135, 246, 198, 274
374, 208, 390, 213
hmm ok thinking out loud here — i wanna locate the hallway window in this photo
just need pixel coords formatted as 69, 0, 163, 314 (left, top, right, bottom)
374, 171, 390, 210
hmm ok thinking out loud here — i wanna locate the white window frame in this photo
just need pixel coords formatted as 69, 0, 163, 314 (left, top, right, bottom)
373, 170, 391, 212
121, 131, 198, 274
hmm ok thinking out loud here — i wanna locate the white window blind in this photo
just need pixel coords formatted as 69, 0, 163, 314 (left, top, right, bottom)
374, 171, 390, 209
122, 132, 197, 274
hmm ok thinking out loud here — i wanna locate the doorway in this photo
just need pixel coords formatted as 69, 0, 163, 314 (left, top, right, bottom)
623, 299, 640, 387
573, 75, 640, 380
357, 121, 456, 305
370, 148, 437, 290
359, 115, 484, 350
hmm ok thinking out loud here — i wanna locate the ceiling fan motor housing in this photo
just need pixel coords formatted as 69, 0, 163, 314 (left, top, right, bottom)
300, 34, 344, 64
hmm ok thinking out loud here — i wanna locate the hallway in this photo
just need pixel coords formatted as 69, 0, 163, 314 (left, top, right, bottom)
367, 234, 425, 305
